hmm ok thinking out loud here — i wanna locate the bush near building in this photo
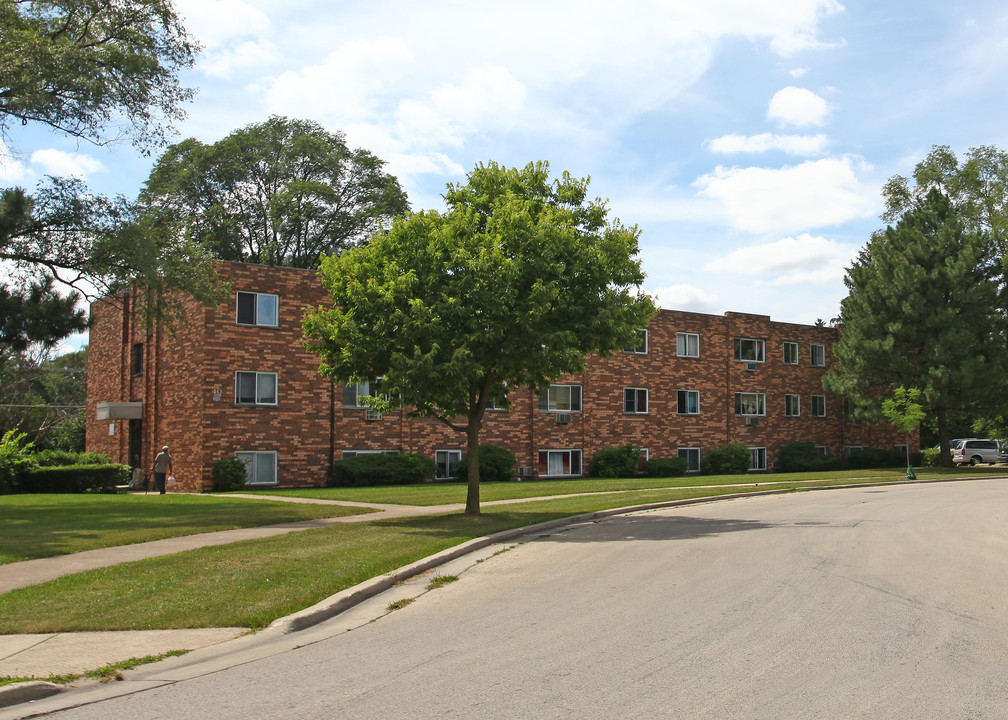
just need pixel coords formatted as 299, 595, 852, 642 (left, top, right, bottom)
211, 457, 249, 492
329, 453, 436, 487
588, 444, 641, 478
702, 443, 751, 475
641, 457, 688, 477
453, 445, 517, 484
777, 442, 841, 473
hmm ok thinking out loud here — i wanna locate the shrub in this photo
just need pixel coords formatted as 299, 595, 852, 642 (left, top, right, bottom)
452, 444, 517, 483
0, 430, 36, 494
844, 447, 905, 469
211, 457, 249, 492
777, 442, 841, 473
702, 443, 751, 475
588, 444, 640, 478
922, 448, 942, 467
18, 464, 130, 493
641, 456, 688, 477
329, 453, 436, 487
34, 450, 111, 467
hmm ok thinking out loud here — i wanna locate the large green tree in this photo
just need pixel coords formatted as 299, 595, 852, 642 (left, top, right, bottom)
303, 161, 656, 514
140, 116, 410, 268
825, 189, 1008, 464
0, 0, 199, 152
1, 179, 221, 346
0, 346, 87, 450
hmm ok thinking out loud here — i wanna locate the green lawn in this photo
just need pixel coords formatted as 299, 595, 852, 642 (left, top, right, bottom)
0, 494, 374, 564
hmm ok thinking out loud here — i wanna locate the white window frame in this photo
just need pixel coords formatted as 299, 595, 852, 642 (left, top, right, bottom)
677, 389, 700, 415
235, 451, 277, 485
343, 379, 383, 408
734, 338, 765, 363
734, 392, 766, 416
543, 384, 583, 413
810, 343, 825, 367
815, 445, 828, 456
236, 291, 278, 327
812, 395, 827, 417
624, 329, 648, 354
676, 332, 700, 358
678, 447, 701, 473
435, 449, 463, 479
749, 447, 767, 471
235, 371, 278, 406
783, 341, 799, 365
785, 393, 801, 417
623, 387, 648, 414
537, 449, 583, 477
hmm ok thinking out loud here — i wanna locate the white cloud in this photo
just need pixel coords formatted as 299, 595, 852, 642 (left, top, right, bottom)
173, 0, 271, 49
29, 149, 105, 179
767, 86, 830, 127
693, 156, 878, 234
0, 141, 29, 182
706, 132, 828, 156
651, 284, 721, 314
704, 233, 858, 285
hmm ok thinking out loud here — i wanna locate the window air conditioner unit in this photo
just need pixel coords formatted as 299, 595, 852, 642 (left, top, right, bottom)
517, 466, 534, 477
555, 413, 573, 424
746, 362, 757, 371
745, 416, 759, 426
364, 409, 382, 421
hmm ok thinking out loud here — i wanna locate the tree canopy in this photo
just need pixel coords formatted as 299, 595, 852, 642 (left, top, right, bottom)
824, 188, 1008, 463
140, 116, 410, 268
0, 0, 199, 152
303, 161, 656, 514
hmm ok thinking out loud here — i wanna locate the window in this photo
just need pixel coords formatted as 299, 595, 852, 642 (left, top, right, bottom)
131, 343, 144, 376
785, 394, 800, 417
540, 384, 582, 412
624, 329, 648, 354
749, 447, 767, 471
624, 387, 648, 414
678, 447, 700, 473
811, 343, 825, 367
783, 341, 798, 365
638, 448, 649, 474
815, 446, 827, 456
676, 332, 700, 358
677, 390, 700, 415
734, 392, 766, 416
734, 338, 765, 362
235, 451, 277, 485
537, 449, 582, 477
343, 379, 381, 408
236, 291, 278, 327
436, 450, 462, 479
235, 371, 277, 405
812, 395, 826, 417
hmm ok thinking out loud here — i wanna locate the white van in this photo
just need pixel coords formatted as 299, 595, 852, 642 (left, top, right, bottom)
951, 439, 1000, 466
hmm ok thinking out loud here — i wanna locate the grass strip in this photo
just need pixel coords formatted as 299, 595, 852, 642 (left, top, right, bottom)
250, 466, 1001, 505
0, 650, 190, 687
0, 494, 374, 564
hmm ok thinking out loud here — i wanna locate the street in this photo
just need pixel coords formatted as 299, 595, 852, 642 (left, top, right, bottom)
15, 479, 1008, 720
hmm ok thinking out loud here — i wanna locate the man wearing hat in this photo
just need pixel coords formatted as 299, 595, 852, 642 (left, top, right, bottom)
151, 446, 174, 495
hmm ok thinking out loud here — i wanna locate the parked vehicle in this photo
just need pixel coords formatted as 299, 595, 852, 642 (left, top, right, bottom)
951, 438, 1000, 466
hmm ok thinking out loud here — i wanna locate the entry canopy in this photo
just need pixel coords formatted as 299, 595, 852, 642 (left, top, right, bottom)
96, 402, 143, 420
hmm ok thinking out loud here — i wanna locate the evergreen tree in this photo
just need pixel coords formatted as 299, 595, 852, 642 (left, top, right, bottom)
825, 189, 1008, 465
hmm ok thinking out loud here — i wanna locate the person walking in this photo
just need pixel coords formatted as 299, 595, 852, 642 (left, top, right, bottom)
151, 446, 174, 494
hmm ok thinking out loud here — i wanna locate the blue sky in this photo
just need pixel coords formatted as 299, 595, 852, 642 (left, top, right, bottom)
4, 0, 1008, 335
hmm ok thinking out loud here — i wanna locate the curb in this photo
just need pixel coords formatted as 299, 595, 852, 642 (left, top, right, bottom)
0, 681, 64, 708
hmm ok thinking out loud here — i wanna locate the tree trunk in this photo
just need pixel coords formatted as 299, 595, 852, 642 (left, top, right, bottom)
464, 422, 481, 515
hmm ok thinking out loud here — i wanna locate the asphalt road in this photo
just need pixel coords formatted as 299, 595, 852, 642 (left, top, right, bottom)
18, 479, 1008, 720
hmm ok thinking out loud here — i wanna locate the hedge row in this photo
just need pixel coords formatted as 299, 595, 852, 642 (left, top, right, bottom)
16, 464, 131, 494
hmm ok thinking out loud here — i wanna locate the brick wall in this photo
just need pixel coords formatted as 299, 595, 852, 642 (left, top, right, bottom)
86, 262, 913, 489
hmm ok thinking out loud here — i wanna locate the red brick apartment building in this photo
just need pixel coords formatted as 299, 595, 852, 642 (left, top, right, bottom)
86, 261, 908, 492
